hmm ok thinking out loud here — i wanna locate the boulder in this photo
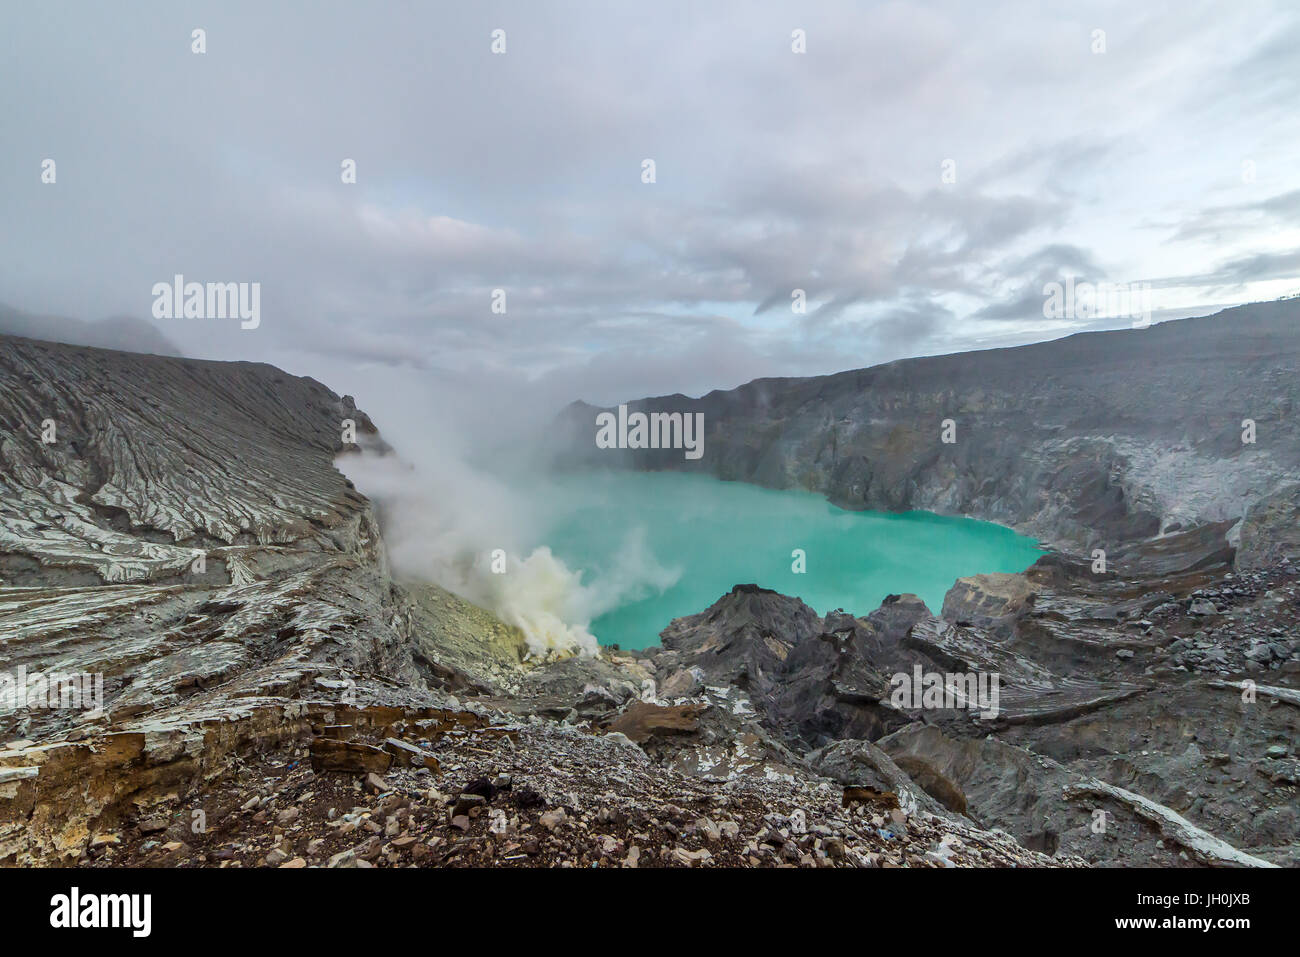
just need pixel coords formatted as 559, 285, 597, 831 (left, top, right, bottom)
604, 701, 705, 744
309, 739, 392, 775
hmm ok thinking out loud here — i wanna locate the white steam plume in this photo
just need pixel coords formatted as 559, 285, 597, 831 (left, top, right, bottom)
339, 448, 679, 659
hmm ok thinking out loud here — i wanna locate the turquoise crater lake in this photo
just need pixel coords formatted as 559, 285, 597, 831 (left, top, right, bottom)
532, 471, 1044, 650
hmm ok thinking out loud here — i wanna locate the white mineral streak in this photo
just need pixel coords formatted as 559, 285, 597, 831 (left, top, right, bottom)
1063, 779, 1278, 868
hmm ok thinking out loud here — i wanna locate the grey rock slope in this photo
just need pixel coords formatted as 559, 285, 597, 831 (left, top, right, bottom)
0, 334, 379, 586
559, 300, 1300, 552
0, 334, 528, 862
1236, 482, 1300, 571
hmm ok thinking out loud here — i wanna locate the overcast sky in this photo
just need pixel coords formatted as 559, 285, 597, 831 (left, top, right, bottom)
2, 0, 1298, 434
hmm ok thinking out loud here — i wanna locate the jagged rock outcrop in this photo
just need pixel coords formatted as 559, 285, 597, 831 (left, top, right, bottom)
657, 584, 903, 747
942, 572, 1037, 621
808, 737, 964, 822
622, 518, 1300, 866
652, 579, 1150, 745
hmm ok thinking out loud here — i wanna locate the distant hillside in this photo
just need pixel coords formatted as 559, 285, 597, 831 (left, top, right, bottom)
0, 302, 182, 357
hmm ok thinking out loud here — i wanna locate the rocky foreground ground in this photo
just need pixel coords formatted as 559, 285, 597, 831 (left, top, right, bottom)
1, 318, 1297, 868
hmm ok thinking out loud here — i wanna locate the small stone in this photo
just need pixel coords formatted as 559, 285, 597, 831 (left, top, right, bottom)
327, 849, 359, 868
452, 793, 487, 817
670, 847, 712, 867
539, 807, 567, 831
382, 737, 440, 771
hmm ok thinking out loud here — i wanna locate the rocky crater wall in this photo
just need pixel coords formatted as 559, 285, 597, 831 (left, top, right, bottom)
558, 300, 1300, 554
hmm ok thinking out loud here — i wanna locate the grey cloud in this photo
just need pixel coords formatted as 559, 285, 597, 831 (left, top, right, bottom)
1164, 188, 1300, 245
1, 0, 1298, 422
1146, 248, 1300, 289
969, 244, 1111, 322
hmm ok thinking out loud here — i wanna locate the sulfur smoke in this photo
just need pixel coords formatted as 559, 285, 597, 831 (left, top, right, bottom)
334, 372, 678, 658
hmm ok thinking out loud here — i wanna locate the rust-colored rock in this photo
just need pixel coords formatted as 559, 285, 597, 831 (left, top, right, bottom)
309, 738, 392, 775
604, 701, 705, 744
842, 786, 899, 809
382, 737, 440, 771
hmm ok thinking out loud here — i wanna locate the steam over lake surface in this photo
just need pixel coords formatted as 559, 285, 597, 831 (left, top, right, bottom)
531, 471, 1045, 650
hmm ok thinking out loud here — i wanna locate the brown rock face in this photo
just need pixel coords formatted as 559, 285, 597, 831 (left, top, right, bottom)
941, 573, 1038, 622
309, 739, 393, 775
889, 754, 969, 816
604, 701, 705, 744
